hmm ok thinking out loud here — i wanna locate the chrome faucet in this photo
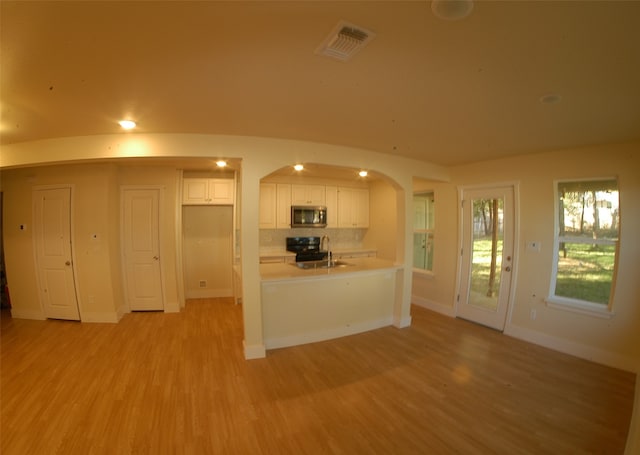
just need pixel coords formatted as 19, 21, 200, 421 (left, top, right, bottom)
321, 234, 330, 252
321, 235, 331, 266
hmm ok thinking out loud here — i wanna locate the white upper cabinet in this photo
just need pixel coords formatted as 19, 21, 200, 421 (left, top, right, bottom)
325, 186, 338, 228
259, 182, 368, 229
183, 178, 235, 205
259, 183, 293, 229
290, 184, 326, 206
276, 184, 292, 229
259, 183, 277, 229
337, 187, 369, 228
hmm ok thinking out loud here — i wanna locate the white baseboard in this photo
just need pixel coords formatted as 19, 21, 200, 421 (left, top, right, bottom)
163, 301, 180, 313
394, 315, 412, 328
265, 316, 393, 351
243, 341, 266, 359
185, 288, 233, 299
504, 323, 638, 373
82, 312, 120, 323
10, 308, 45, 320
412, 295, 456, 317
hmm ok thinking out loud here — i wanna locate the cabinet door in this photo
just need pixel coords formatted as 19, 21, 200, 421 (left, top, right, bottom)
276, 184, 292, 228
325, 186, 338, 228
259, 183, 276, 228
306, 185, 326, 205
210, 179, 234, 205
337, 187, 355, 228
354, 188, 369, 228
183, 179, 209, 204
291, 184, 325, 205
338, 187, 369, 228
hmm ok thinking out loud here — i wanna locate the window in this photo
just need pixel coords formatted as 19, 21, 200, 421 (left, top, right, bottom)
550, 179, 619, 312
413, 192, 434, 272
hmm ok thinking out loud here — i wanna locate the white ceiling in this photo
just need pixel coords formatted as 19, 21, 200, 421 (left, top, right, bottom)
2, 1, 639, 167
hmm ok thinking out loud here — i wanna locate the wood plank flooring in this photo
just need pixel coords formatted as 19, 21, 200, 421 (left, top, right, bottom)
1, 299, 635, 454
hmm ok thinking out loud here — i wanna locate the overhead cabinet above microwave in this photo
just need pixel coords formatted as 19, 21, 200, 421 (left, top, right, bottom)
259, 183, 367, 229
183, 178, 235, 205
290, 184, 325, 206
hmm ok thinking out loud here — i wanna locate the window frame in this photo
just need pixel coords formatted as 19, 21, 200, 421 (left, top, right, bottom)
412, 191, 435, 275
546, 177, 619, 318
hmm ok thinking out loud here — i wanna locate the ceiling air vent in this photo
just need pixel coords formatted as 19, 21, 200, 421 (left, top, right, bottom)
315, 21, 376, 62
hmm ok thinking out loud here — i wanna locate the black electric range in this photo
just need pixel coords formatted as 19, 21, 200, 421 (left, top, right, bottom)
286, 237, 328, 262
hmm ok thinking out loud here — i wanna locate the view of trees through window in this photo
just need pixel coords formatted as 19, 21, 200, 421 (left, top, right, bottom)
470, 199, 504, 302
413, 192, 434, 271
554, 180, 619, 305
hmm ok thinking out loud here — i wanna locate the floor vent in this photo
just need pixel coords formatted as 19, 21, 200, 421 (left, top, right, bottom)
316, 21, 376, 62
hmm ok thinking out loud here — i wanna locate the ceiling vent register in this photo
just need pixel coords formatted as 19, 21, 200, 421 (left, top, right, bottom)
316, 21, 376, 62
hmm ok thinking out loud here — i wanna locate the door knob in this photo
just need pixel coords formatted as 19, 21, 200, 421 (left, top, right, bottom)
505, 266, 511, 272
65, 261, 71, 266
153, 256, 159, 260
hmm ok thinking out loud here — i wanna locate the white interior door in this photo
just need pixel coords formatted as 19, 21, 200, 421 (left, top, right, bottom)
122, 188, 164, 311
457, 186, 515, 331
34, 187, 80, 320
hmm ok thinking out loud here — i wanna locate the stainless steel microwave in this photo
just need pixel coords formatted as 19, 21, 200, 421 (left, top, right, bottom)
291, 206, 327, 228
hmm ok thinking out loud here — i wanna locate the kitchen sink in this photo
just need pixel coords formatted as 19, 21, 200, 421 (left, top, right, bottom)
293, 260, 352, 270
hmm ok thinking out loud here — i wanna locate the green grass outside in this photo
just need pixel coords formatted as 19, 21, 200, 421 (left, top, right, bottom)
555, 243, 615, 305
470, 239, 614, 305
470, 237, 503, 297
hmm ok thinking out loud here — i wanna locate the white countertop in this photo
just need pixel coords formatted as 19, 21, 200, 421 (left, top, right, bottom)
259, 247, 376, 259
260, 257, 400, 282
259, 248, 296, 259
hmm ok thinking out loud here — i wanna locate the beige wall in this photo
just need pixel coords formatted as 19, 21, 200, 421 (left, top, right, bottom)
2, 164, 124, 321
412, 142, 640, 371
1, 133, 448, 359
1, 163, 184, 320
367, 179, 399, 262
182, 205, 233, 298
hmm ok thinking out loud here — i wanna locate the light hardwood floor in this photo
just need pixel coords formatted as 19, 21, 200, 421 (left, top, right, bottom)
1, 299, 635, 454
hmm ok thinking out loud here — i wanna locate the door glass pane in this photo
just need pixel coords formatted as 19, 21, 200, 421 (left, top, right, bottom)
468, 198, 504, 311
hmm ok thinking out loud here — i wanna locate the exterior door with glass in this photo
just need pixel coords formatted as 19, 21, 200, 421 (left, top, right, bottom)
457, 186, 515, 331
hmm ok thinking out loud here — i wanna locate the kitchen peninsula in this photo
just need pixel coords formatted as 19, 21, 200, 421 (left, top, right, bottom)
260, 256, 402, 350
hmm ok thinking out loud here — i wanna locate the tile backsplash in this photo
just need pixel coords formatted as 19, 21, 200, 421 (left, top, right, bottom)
260, 228, 367, 250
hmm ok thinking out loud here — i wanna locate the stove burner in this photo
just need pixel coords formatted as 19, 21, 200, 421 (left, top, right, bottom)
286, 236, 328, 262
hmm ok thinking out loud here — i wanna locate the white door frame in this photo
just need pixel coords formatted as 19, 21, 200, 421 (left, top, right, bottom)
120, 185, 167, 313
454, 182, 520, 331
32, 184, 83, 321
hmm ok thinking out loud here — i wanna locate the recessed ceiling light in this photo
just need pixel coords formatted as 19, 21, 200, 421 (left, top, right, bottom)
294, 164, 304, 171
432, 0, 474, 21
359, 170, 368, 177
118, 119, 136, 130
540, 93, 562, 104
216, 160, 227, 168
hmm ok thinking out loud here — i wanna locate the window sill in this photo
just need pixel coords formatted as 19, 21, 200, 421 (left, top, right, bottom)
412, 268, 435, 279
545, 296, 614, 319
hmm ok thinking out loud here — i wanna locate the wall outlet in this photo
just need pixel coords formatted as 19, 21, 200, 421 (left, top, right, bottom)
199, 280, 207, 288
530, 309, 537, 320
